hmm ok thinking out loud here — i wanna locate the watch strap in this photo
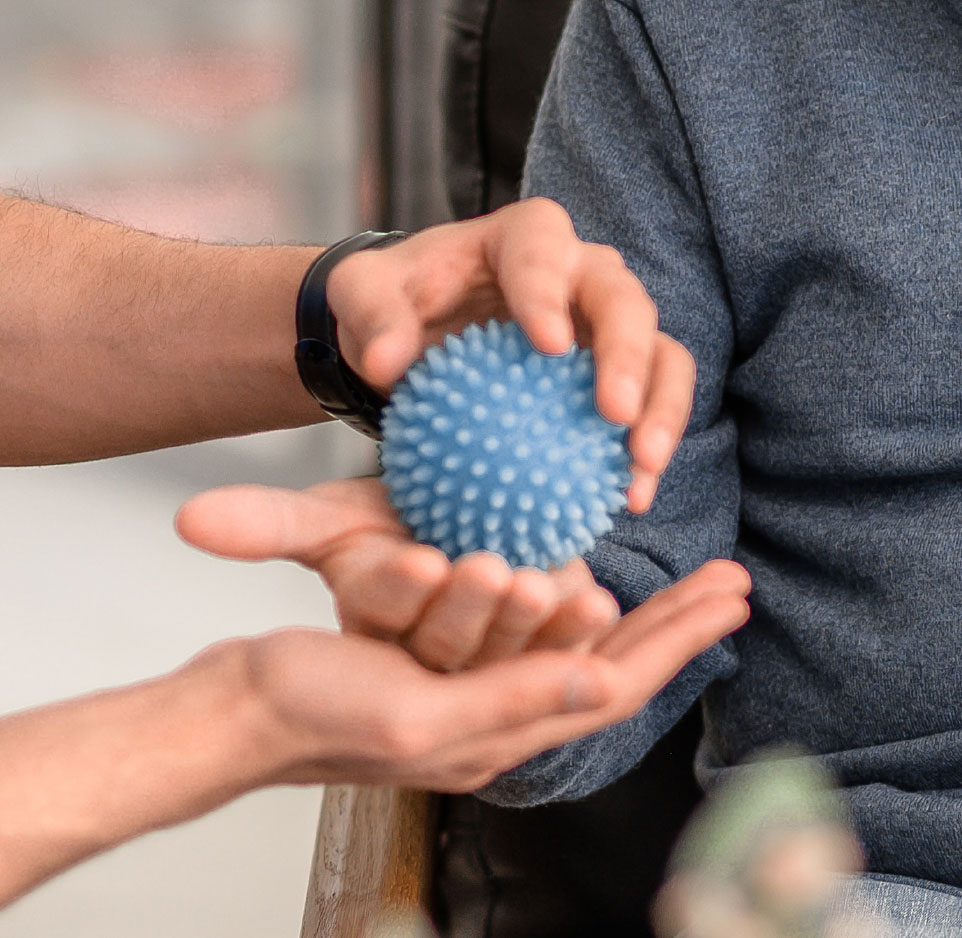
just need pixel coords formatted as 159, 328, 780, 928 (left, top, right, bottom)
295, 230, 409, 439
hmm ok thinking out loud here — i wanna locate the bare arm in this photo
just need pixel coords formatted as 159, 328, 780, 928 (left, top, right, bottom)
0, 553, 749, 908
0, 643, 272, 906
1, 196, 694, 511
0, 195, 324, 464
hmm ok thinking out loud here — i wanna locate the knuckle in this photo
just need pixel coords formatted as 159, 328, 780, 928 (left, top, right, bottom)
525, 196, 573, 229
588, 241, 627, 269
380, 716, 432, 764
489, 615, 536, 643
593, 588, 621, 623
701, 591, 751, 628
404, 255, 461, 314
661, 334, 697, 375
511, 245, 568, 285
631, 286, 660, 329
509, 574, 554, 621
413, 633, 472, 672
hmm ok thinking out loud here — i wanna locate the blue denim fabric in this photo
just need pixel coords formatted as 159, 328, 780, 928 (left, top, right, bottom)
478, 0, 962, 894
831, 875, 962, 937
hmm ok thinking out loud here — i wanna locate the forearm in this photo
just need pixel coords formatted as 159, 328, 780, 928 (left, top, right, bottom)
0, 196, 325, 464
0, 640, 279, 907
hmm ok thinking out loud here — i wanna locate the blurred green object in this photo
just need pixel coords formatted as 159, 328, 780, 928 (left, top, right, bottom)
654, 749, 882, 938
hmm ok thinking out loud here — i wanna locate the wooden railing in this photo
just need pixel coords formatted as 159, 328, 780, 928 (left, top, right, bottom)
300, 786, 437, 938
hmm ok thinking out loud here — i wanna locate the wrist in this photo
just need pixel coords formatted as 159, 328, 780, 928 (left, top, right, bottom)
0, 638, 293, 905
83, 638, 293, 842
216, 243, 327, 432
166, 638, 297, 802
294, 231, 410, 439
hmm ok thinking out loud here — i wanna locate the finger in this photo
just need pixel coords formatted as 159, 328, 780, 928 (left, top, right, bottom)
403, 552, 513, 671
291, 641, 616, 791
630, 334, 696, 473
325, 249, 427, 391
525, 584, 620, 652
424, 649, 615, 745
176, 484, 305, 560
329, 219, 513, 390
607, 589, 750, 699
178, 479, 454, 641
432, 585, 749, 788
322, 536, 451, 639
468, 558, 608, 663
485, 198, 580, 354
597, 559, 752, 659
412, 655, 626, 790
544, 556, 599, 601
468, 568, 559, 665
175, 478, 403, 565
570, 244, 659, 428
626, 334, 696, 512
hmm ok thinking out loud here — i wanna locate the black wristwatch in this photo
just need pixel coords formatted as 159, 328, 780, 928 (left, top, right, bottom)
294, 230, 410, 439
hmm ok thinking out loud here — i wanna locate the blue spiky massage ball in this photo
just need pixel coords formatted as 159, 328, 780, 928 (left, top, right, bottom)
379, 320, 631, 570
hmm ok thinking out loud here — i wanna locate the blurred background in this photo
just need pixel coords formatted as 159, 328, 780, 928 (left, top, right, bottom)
0, 1, 447, 935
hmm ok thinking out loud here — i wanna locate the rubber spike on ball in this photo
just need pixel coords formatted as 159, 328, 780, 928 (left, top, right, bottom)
379, 320, 631, 570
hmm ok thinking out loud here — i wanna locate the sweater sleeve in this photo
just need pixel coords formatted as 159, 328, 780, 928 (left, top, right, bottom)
477, 0, 741, 807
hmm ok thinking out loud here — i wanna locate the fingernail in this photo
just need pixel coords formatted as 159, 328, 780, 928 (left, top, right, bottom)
564, 670, 607, 712
629, 473, 659, 512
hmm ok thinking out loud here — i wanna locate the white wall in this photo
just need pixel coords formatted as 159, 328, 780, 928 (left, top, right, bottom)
0, 428, 374, 938
0, 0, 376, 934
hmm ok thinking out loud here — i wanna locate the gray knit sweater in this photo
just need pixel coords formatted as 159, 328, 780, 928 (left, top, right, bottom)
480, 0, 962, 889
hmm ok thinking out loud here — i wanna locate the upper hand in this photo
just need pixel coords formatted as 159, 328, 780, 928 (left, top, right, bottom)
325, 198, 695, 513
177, 477, 621, 672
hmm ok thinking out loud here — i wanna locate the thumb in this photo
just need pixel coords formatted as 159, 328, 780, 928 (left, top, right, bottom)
433, 652, 614, 740
176, 485, 310, 561
175, 479, 399, 564
353, 321, 424, 393
326, 252, 425, 392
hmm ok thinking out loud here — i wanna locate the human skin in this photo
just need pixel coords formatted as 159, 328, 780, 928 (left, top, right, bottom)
0, 558, 750, 910
0, 192, 739, 906
2, 190, 702, 666
178, 478, 627, 671
0, 194, 691, 512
